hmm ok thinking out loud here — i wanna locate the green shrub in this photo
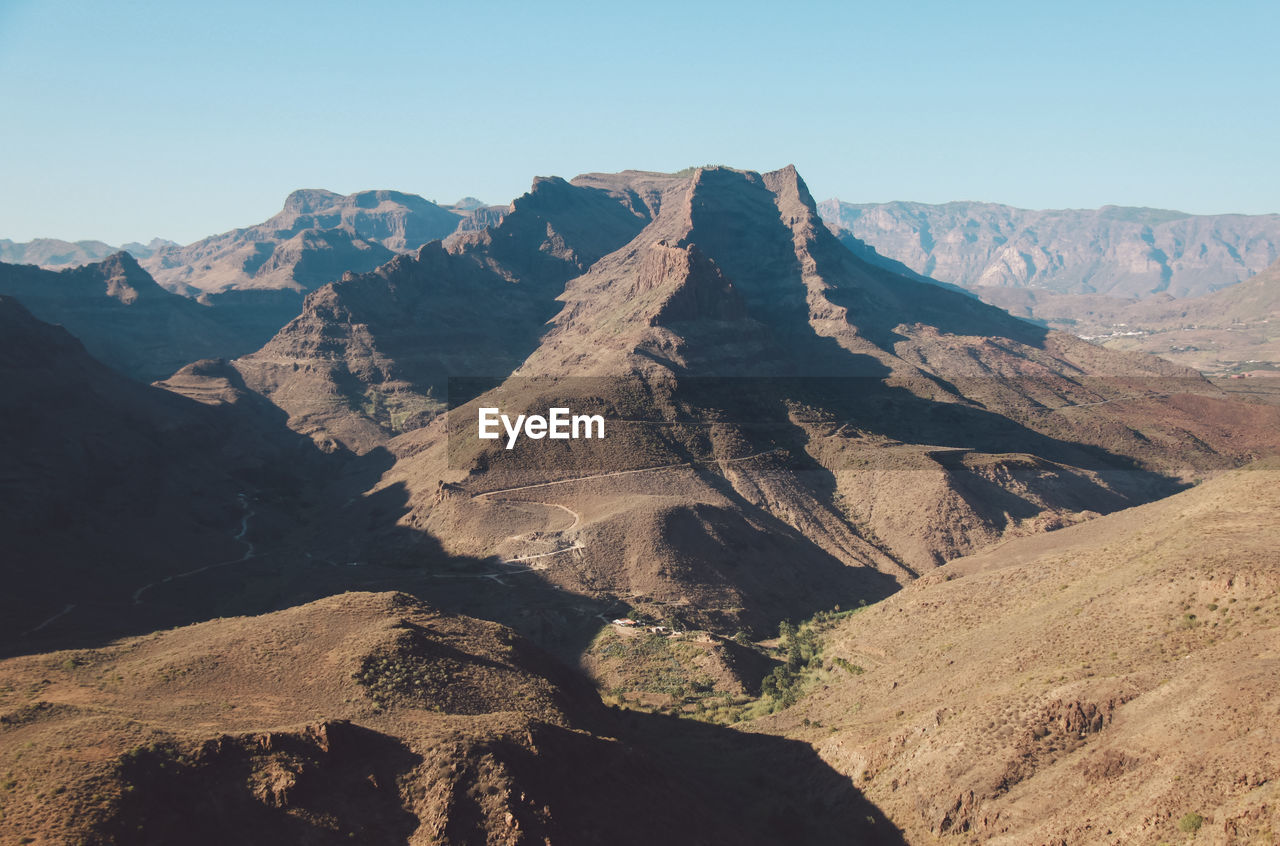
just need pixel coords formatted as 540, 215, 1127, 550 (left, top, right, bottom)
1178, 812, 1203, 833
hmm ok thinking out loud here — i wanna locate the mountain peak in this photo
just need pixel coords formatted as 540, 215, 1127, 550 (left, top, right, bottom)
763, 164, 820, 218
516, 176, 579, 211
448, 196, 488, 211
281, 189, 344, 215
83, 250, 169, 305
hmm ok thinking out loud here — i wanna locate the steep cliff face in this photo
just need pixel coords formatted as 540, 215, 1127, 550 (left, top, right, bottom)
819, 199, 1280, 299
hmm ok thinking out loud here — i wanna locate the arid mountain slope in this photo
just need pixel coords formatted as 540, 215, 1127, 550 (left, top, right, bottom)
758, 460, 1280, 844
374, 166, 1280, 638
0, 297, 328, 645
234, 176, 653, 453
141, 189, 463, 296
0, 253, 272, 381
820, 199, 1280, 299
0, 591, 900, 845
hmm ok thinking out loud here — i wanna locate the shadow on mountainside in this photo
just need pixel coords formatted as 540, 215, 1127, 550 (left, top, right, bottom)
670, 169, 1187, 495
71, 673, 906, 845
611, 709, 908, 845
99, 722, 422, 846
9, 372, 1181, 663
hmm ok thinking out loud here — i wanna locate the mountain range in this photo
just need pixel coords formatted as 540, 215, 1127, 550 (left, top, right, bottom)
819, 199, 1280, 299
0, 236, 175, 268
139, 190, 467, 297
0, 253, 276, 381
3, 164, 1279, 845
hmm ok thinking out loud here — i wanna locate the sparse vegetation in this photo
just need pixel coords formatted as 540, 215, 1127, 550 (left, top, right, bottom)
1178, 811, 1203, 833
354, 649, 450, 709
591, 629, 721, 710
757, 605, 866, 712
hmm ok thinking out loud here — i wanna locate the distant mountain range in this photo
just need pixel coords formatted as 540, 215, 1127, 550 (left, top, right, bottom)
818, 200, 1280, 299
818, 200, 1280, 372
140, 190, 469, 296
0, 193, 502, 381
2, 191, 493, 298
970, 257, 1280, 375
0, 236, 175, 268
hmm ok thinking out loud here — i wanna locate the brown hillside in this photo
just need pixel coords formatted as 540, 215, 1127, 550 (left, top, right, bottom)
374, 166, 1280, 640
0, 591, 900, 845
755, 461, 1280, 844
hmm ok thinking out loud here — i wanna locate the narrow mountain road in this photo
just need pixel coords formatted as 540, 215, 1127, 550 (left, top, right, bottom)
21, 493, 260, 634
22, 604, 77, 637
460, 449, 785, 579
132, 493, 257, 605
502, 541, 585, 565
1046, 392, 1172, 411
469, 448, 787, 499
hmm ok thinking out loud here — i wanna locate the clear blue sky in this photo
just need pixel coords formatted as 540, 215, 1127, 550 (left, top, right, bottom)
2, 0, 1277, 244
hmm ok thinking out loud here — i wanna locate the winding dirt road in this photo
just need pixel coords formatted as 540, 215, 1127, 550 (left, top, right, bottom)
132, 493, 257, 605
455, 449, 787, 581
469, 448, 787, 500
